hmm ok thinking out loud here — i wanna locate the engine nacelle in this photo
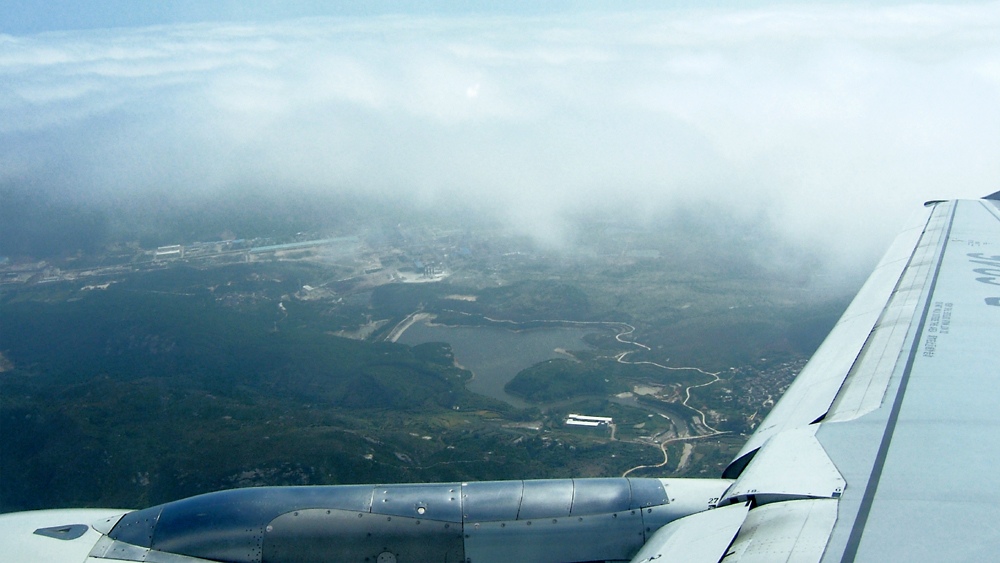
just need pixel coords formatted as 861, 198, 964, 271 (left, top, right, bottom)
97, 478, 732, 563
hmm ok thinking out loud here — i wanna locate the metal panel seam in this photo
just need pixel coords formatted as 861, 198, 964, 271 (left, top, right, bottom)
513, 480, 525, 521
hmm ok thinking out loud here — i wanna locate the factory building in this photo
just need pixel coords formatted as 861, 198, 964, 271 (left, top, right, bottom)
565, 413, 613, 427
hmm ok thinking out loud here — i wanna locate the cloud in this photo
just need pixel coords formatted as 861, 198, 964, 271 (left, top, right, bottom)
2, 4, 1000, 273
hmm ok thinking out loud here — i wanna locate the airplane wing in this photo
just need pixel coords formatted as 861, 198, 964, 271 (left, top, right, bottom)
701, 193, 1000, 561
2, 194, 998, 562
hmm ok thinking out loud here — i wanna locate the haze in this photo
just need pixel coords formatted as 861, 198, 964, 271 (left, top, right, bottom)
2, 1, 998, 279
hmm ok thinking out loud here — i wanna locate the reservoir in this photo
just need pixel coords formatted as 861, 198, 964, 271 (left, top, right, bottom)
396, 320, 601, 408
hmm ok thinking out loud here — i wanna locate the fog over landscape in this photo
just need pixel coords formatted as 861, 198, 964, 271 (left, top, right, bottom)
2, 2, 999, 276
5, 1, 1000, 515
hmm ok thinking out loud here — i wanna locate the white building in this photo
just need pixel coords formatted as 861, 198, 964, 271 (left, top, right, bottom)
565, 414, 613, 427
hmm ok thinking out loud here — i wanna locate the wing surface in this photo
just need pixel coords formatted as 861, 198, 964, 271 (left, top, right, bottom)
716, 196, 1000, 562
628, 501, 750, 563
0, 509, 128, 563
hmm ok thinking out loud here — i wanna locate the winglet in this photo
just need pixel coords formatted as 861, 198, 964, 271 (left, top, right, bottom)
984, 190, 1000, 201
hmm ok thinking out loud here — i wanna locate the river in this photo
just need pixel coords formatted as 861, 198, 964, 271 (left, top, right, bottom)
396, 320, 600, 408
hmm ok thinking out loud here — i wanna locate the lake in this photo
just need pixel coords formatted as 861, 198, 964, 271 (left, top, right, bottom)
396, 320, 601, 408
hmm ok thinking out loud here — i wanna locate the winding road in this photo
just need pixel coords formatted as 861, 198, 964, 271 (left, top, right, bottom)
609, 323, 729, 477
387, 309, 728, 476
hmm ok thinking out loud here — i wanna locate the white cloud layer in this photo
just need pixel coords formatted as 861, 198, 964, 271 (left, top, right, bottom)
3, 4, 1000, 272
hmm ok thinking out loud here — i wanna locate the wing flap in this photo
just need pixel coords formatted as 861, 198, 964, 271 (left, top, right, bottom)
722, 499, 838, 563
722, 428, 844, 507
627, 502, 750, 563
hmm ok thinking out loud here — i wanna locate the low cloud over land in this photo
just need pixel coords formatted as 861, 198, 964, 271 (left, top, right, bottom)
2, 3, 998, 275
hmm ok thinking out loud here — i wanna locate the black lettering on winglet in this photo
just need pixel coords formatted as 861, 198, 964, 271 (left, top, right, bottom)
987, 297, 1000, 307
977, 277, 1000, 286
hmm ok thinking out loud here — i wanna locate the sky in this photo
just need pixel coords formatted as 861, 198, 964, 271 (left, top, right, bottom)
2, 1, 999, 276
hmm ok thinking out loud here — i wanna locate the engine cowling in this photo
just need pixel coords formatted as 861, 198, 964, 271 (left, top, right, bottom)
99, 477, 732, 563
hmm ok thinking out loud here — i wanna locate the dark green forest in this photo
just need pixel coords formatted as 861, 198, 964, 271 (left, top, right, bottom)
0, 237, 849, 512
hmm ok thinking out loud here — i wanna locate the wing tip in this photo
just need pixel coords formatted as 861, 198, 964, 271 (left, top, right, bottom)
925, 191, 1000, 206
